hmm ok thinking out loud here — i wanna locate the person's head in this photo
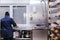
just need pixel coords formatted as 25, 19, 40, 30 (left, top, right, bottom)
5, 12, 10, 16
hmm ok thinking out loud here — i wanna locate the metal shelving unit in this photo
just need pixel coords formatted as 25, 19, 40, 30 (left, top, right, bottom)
48, 0, 60, 40
14, 38, 31, 40
13, 30, 32, 40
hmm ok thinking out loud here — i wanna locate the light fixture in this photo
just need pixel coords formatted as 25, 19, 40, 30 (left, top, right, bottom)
30, 0, 40, 4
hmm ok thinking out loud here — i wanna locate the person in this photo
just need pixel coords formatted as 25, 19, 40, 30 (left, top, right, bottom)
1, 12, 17, 40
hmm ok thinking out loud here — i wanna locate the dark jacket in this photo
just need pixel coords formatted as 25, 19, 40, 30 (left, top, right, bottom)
1, 16, 17, 38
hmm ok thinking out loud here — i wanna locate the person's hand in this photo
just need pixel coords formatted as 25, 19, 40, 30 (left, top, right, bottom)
13, 26, 18, 30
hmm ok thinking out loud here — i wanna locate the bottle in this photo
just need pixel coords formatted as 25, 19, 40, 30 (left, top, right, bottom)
54, 37, 58, 40
54, 36, 60, 40
25, 32, 30, 38
22, 31, 24, 38
50, 33, 60, 40
55, 29, 60, 34
53, 22, 59, 25
20, 30, 22, 38
51, 27, 57, 32
50, 33, 56, 38
51, 27, 60, 34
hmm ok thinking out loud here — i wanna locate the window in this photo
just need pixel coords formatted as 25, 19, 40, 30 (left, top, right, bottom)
13, 6, 26, 24
0, 6, 10, 19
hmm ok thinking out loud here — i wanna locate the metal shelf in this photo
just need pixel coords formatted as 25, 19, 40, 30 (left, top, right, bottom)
0, 38, 31, 40
14, 38, 31, 39
49, 8, 60, 14
49, 17, 60, 20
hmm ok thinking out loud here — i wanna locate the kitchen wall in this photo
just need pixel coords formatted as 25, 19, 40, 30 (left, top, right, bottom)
0, 0, 29, 3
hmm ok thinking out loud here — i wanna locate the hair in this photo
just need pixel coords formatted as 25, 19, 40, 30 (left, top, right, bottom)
5, 12, 10, 16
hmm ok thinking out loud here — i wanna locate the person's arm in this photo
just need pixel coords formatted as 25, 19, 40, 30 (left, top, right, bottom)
11, 18, 17, 27
11, 18, 18, 30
